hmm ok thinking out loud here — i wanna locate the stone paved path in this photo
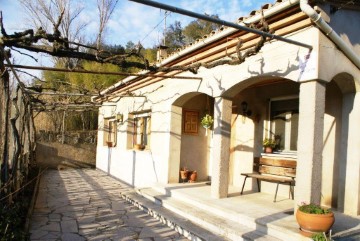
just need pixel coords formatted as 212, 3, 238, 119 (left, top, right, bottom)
29, 168, 188, 241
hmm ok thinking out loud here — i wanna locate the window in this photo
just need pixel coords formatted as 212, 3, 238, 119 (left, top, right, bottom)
103, 118, 117, 147
183, 110, 199, 134
270, 98, 299, 151
133, 112, 151, 149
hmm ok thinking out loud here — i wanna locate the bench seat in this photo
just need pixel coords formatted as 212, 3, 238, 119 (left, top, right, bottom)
241, 173, 295, 184
240, 157, 297, 202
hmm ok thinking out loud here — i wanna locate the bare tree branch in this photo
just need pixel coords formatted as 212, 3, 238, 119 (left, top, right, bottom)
96, 0, 119, 49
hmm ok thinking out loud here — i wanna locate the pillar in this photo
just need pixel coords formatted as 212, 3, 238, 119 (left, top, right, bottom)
295, 80, 326, 206
211, 97, 232, 198
338, 92, 360, 215
168, 105, 182, 183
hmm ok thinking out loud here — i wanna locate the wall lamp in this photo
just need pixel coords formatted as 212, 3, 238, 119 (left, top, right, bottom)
116, 113, 124, 124
241, 101, 251, 123
241, 101, 252, 117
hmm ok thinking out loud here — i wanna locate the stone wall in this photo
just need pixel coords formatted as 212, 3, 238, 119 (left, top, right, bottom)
36, 131, 97, 169
37, 130, 97, 145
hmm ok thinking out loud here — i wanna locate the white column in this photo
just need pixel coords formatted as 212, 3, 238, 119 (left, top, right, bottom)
295, 80, 326, 206
211, 97, 232, 198
338, 92, 360, 215
168, 105, 182, 183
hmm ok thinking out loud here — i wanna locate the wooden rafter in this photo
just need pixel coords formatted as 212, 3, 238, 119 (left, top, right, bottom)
5, 64, 202, 80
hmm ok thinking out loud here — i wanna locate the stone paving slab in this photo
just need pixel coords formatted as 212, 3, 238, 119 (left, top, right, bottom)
29, 168, 188, 241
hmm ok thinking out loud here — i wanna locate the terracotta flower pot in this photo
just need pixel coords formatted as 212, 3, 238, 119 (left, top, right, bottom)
134, 144, 145, 150
296, 209, 335, 237
264, 147, 273, 153
188, 171, 197, 183
180, 170, 188, 183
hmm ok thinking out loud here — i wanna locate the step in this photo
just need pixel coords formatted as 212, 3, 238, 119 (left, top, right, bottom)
132, 187, 282, 241
151, 184, 309, 241
120, 190, 229, 241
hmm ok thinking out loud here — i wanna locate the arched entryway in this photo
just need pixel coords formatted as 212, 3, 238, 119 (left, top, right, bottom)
225, 78, 301, 196
168, 92, 215, 183
327, 72, 360, 215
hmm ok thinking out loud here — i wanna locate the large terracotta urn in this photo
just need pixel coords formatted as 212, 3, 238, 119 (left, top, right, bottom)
296, 209, 335, 237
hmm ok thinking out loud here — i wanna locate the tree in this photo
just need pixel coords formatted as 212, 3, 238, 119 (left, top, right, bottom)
18, 0, 88, 68
163, 21, 185, 52
125, 41, 136, 51
19, 0, 87, 47
183, 14, 220, 44
96, 0, 119, 49
142, 48, 157, 64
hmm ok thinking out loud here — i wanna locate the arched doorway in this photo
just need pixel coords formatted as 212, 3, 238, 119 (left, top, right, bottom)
169, 92, 214, 183
328, 72, 360, 215
224, 77, 301, 195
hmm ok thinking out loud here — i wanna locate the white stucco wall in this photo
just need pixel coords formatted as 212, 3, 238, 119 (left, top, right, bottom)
96, 28, 318, 185
95, 18, 360, 215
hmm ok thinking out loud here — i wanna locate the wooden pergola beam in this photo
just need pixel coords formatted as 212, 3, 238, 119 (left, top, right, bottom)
4, 64, 202, 80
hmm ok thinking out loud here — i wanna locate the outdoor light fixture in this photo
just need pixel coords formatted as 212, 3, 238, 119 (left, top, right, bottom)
241, 101, 252, 123
116, 113, 124, 123
241, 101, 252, 117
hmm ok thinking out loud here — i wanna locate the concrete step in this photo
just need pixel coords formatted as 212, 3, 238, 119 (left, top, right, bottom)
132, 187, 282, 241
120, 190, 230, 241
151, 184, 309, 241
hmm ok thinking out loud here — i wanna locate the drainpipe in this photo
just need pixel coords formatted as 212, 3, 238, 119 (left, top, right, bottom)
300, 0, 360, 69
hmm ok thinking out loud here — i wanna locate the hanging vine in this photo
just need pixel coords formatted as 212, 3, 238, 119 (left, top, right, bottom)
1, 9, 273, 77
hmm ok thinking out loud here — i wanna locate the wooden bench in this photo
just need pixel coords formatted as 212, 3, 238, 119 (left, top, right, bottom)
240, 157, 296, 202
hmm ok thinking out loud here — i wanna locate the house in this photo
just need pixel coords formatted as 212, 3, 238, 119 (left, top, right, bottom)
93, 0, 360, 217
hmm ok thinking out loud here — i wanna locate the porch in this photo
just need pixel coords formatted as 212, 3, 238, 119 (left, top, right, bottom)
132, 181, 360, 241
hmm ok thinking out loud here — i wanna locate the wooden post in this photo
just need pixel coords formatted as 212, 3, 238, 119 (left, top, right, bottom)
0, 46, 10, 198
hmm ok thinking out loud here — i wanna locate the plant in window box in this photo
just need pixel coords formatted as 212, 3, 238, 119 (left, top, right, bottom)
263, 138, 276, 153
296, 203, 335, 237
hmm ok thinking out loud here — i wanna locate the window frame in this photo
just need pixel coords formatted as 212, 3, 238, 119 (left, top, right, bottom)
268, 95, 299, 152
132, 111, 151, 150
103, 117, 117, 147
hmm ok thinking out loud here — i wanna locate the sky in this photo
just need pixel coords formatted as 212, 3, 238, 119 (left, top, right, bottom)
0, 0, 269, 80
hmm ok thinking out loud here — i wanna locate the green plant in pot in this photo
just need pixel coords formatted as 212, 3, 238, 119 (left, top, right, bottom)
201, 114, 213, 135
201, 114, 213, 128
263, 138, 276, 153
296, 203, 335, 238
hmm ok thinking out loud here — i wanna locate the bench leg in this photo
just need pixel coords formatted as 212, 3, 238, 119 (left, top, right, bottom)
240, 176, 248, 195
289, 183, 294, 200
274, 183, 280, 202
241, 177, 260, 195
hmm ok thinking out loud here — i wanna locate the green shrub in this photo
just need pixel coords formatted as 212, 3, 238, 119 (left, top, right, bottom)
312, 232, 329, 241
299, 203, 332, 214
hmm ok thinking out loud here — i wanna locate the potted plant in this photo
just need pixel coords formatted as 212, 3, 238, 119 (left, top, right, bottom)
201, 114, 213, 128
296, 203, 335, 237
201, 114, 214, 136
180, 167, 188, 183
263, 138, 276, 153
134, 144, 145, 150
187, 170, 197, 183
